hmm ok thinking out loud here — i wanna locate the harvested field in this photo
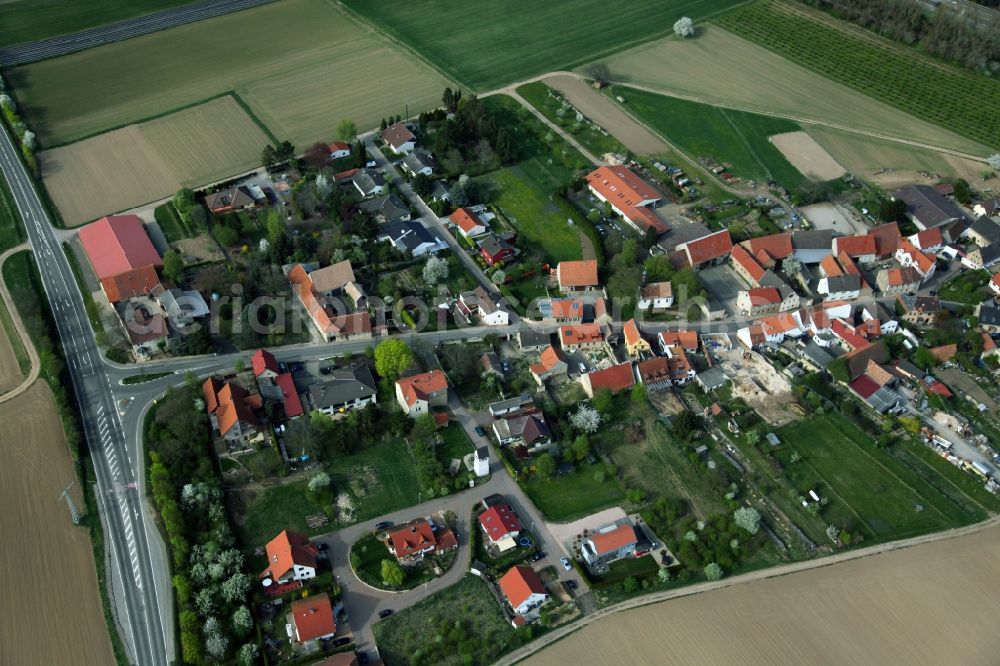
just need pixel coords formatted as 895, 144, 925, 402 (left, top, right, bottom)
527, 523, 1000, 666
0, 308, 23, 394
10, 0, 449, 147
141, 96, 268, 186
595, 27, 987, 155
0, 382, 115, 665
39, 125, 180, 226
770, 131, 845, 181
541, 74, 668, 155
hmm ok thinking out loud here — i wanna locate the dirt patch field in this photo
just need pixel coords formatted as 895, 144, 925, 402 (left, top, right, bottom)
0, 381, 115, 665
595, 27, 987, 156
39, 125, 181, 226
172, 235, 224, 264
719, 349, 797, 425
528, 523, 1000, 666
141, 96, 268, 186
798, 202, 867, 235
770, 131, 845, 181
542, 74, 668, 155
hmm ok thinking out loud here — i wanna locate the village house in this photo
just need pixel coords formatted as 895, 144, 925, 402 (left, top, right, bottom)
792, 229, 834, 264
328, 141, 351, 160
580, 362, 636, 398
895, 240, 936, 281
358, 193, 410, 225
963, 216, 1000, 247
492, 413, 552, 450
381, 121, 416, 154
992, 271, 1000, 295
818, 274, 862, 302
204, 185, 259, 214
290, 593, 337, 645
663, 345, 696, 385
737, 287, 781, 317
260, 530, 319, 585
79, 215, 163, 303
558, 323, 605, 352
896, 294, 942, 327
585, 165, 669, 235
288, 262, 371, 342
908, 227, 944, 253
386, 518, 457, 563
478, 234, 515, 266
730, 244, 767, 287
961, 245, 1000, 271
581, 520, 639, 568
637, 281, 673, 310
676, 229, 733, 268
658, 330, 699, 354
479, 503, 522, 547
401, 149, 436, 177
458, 287, 510, 326
623, 319, 650, 357
395, 369, 449, 417
869, 222, 902, 258
305, 364, 378, 416
498, 565, 549, 623
377, 220, 447, 257
832, 235, 877, 265
741, 233, 793, 265
556, 259, 601, 293
449, 207, 489, 238
351, 168, 388, 197
529, 345, 568, 386
488, 395, 533, 418
634, 356, 670, 391
538, 298, 584, 324
876, 266, 922, 295
251, 349, 304, 418
979, 303, 1000, 333
202, 377, 262, 446
517, 328, 551, 353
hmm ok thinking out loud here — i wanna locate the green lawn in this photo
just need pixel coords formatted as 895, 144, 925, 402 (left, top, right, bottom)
938, 269, 992, 305
237, 479, 323, 551
610, 85, 807, 190
373, 574, 528, 666
326, 437, 422, 524
439, 423, 474, 463
153, 202, 191, 243
715, 0, 1000, 149
0, 0, 197, 47
775, 413, 980, 542
342, 0, 745, 90
521, 467, 625, 521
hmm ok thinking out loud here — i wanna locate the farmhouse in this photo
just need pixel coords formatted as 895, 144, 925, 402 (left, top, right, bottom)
737, 287, 781, 317
908, 227, 944, 253
581, 520, 639, 567
449, 207, 489, 238
377, 220, 446, 257
869, 222, 902, 257
358, 193, 410, 224
961, 245, 1000, 271
204, 185, 258, 214
623, 319, 650, 357
677, 230, 733, 268
79, 215, 162, 303
556, 259, 600, 293
637, 281, 673, 310
351, 168, 388, 197
493, 413, 551, 449
742, 233, 793, 264
964, 216, 1000, 247
731, 245, 766, 287
328, 141, 351, 159
201, 377, 261, 446
260, 530, 319, 585
558, 323, 604, 352
395, 369, 449, 417
386, 518, 457, 562
498, 565, 549, 622
895, 240, 936, 280
580, 362, 636, 398
875, 267, 922, 295
792, 229, 834, 264
288, 262, 370, 342
893, 184, 969, 229
306, 364, 378, 416
382, 121, 416, 154
832, 235, 876, 265
290, 593, 336, 644
529, 345, 568, 385
817, 274, 862, 302
585, 165, 668, 235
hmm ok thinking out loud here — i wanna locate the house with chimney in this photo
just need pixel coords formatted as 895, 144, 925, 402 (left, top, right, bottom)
381, 121, 416, 154
623, 319, 651, 357
558, 323, 605, 352
498, 565, 550, 624
202, 377, 262, 447
395, 369, 449, 417
581, 519, 639, 568
260, 530, 319, 585
449, 207, 489, 238
896, 294, 942, 326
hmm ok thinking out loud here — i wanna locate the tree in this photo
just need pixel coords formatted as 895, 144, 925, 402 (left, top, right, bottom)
988, 154, 1000, 170
535, 453, 556, 479
315, 173, 332, 199
592, 388, 614, 416
782, 256, 803, 276
374, 338, 415, 380
277, 140, 296, 164
587, 63, 611, 88
569, 435, 590, 462
423, 256, 449, 285
569, 404, 602, 433
622, 576, 639, 593
205, 633, 228, 660
174, 188, 196, 217
337, 118, 358, 143
897, 415, 921, 436
704, 562, 723, 581
232, 606, 253, 637
952, 178, 972, 204
261, 144, 277, 170
411, 413, 437, 442
21, 130, 35, 150
630, 384, 647, 406
733, 506, 761, 535
878, 198, 908, 223
308, 471, 332, 492
381, 558, 405, 587
303, 141, 331, 168
162, 250, 185, 284
212, 223, 239, 247
673, 16, 695, 37
238, 642, 259, 666
491, 269, 506, 285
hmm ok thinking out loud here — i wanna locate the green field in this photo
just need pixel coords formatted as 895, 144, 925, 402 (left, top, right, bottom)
715, 0, 1000, 149
326, 437, 422, 524
938, 269, 993, 305
609, 86, 807, 190
9, 0, 449, 146
342, 0, 745, 90
521, 467, 626, 522
775, 413, 981, 542
0, 0, 196, 47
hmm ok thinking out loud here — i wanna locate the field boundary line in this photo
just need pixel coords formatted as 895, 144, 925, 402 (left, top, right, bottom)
497, 513, 1000, 665
893, 445, 989, 519
0, 244, 40, 404
229, 92, 279, 145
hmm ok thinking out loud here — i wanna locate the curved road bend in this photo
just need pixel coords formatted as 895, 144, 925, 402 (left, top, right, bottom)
0, 0, 277, 66
0, 129, 169, 665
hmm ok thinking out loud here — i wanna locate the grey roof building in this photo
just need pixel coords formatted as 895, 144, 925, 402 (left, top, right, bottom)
402, 150, 436, 176
695, 368, 728, 391
966, 216, 1000, 246
351, 168, 386, 197
893, 184, 969, 229
517, 328, 551, 351
792, 229, 834, 250
359, 193, 410, 224
801, 341, 837, 371
305, 364, 377, 414
377, 220, 445, 257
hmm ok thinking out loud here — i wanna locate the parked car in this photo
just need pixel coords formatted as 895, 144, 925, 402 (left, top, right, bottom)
330, 636, 352, 648
531, 551, 545, 562
375, 521, 393, 531
565, 579, 578, 590
316, 542, 329, 551
474, 425, 487, 437
378, 609, 393, 619
560, 557, 573, 572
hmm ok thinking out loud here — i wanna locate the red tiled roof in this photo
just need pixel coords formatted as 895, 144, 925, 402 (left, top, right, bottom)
589, 523, 637, 555
586, 166, 662, 208
819, 254, 844, 277
559, 323, 603, 346
100, 264, 161, 302
745, 287, 781, 305
923, 378, 953, 398
625, 205, 669, 234
683, 230, 733, 266
261, 530, 318, 581
981, 333, 996, 353
831, 319, 869, 350
291, 593, 336, 642
911, 227, 943, 249
557, 260, 599, 288
396, 370, 448, 406
550, 299, 583, 320
202, 378, 258, 436
388, 520, 438, 558
275, 373, 304, 417
869, 222, 901, 256
498, 565, 547, 610
992, 272, 1000, 290
636, 356, 670, 383
833, 235, 876, 257
623, 319, 643, 347
849, 374, 880, 399
252, 348, 280, 377
479, 504, 522, 541
328, 141, 351, 153
885, 266, 921, 286
530, 345, 566, 376
658, 330, 698, 351
743, 233, 793, 261
929, 344, 957, 363
586, 363, 635, 394
449, 207, 486, 234
730, 245, 765, 283
79, 215, 162, 280
759, 313, 800, 336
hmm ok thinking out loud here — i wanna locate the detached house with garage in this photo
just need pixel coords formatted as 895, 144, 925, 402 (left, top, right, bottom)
395, 369, 449, 417
381, 121, 416, 154
581, 520, 639, 568
351, 168, 388, 197
449, 207, 489, 238
202, 377, 262, 447
290, 593, 337, 645
260, 530, 319, 585
386, 517, 457, 563
498, 565, 549, 624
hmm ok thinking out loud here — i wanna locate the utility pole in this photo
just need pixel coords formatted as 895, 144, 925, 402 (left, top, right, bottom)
59, 482, 81, 525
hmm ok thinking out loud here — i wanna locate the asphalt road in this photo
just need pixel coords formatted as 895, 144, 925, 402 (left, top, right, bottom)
0, 130, 170, 665
0, 0, 277, 66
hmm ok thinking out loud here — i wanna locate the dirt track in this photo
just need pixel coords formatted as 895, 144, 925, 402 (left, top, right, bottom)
542, 74, 669, 155
0, 381, 115, 665
0, 245, 39, 404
